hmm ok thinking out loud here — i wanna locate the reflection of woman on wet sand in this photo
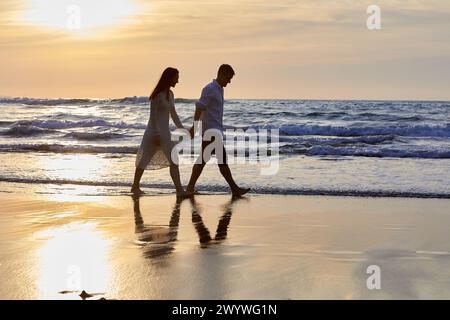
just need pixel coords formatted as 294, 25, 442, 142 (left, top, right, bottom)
132, 196, 183, 258
189, 197, 242, 248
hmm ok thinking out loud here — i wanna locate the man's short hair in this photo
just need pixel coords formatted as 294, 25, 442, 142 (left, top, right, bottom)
218, 64, 235, 77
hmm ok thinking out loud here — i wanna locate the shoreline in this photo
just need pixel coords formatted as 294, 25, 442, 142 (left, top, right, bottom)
1, 180, 450, 199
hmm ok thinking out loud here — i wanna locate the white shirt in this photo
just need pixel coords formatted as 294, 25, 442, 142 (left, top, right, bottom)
195, 80, 224, 134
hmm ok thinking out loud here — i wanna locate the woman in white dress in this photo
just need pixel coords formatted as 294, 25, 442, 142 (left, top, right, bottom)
132, 67, 191, 197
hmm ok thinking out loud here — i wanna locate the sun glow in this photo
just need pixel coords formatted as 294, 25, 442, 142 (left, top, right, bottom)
21, 0, 140, 35
37, 222, 112, 299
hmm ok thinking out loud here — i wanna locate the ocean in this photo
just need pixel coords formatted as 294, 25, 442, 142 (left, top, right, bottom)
0, 97, 449, 198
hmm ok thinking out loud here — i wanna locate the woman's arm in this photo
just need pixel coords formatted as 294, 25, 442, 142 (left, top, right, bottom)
150, 96, 159, 131
170, 106, 184, 129
169, 91, 184, 129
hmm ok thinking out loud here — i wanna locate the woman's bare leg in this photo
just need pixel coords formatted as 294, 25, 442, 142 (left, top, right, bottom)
131, 167, 145, 194
170, 164, 192, 197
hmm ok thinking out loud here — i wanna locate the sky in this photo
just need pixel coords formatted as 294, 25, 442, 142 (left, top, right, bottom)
1, 0, 449, 100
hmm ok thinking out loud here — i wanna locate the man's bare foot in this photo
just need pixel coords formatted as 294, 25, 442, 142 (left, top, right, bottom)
232, 187, 250, 197
131, 186, 144, 195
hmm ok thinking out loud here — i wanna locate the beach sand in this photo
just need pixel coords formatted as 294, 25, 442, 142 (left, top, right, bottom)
1, 192, 450, 300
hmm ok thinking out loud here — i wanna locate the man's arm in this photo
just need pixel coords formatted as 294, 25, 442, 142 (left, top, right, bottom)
190, 86, 210, 138
189, 107, 203, 138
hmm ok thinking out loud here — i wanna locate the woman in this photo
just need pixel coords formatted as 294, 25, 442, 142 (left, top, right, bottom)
132, 67, 191, 197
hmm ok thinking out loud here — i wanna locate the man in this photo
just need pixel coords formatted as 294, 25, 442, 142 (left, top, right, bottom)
187, 64, 250, 197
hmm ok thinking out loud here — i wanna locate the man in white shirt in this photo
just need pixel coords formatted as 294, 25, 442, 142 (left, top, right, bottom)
187, 64, 250, 197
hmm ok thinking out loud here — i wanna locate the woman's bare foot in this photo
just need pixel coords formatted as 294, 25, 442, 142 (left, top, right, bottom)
176, 190, 194, 198
131, 186, 145, 195
232, 187, 250, 197
186, 185, 202, 195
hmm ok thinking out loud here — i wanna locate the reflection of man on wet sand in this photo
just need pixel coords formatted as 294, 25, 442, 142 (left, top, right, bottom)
189, 197, 243, 248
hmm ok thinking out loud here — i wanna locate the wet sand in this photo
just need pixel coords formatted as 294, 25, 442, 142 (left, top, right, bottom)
1, 193, 450, 300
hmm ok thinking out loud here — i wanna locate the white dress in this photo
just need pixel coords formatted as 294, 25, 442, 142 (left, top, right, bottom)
135, 91, 179, 170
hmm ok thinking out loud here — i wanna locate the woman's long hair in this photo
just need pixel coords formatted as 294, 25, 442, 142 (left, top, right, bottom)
150, 67, 179, 101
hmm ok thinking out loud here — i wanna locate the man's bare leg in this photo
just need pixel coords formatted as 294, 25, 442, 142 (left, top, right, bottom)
218, 164, 250, 197
170, 164, 193, 198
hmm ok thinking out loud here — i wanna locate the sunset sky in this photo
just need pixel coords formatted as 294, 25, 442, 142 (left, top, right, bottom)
1, 0, 449, 100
